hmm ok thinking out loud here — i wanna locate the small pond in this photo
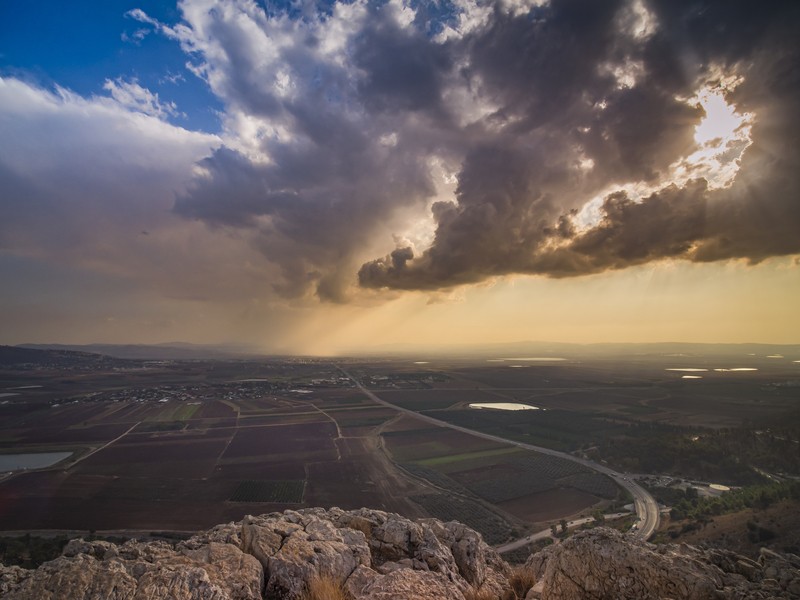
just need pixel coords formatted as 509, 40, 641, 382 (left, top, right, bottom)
0, 452, 72, 472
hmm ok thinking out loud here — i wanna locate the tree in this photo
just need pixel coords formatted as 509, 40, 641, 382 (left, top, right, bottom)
559, 519, 568, 534
550, 524, 558, 537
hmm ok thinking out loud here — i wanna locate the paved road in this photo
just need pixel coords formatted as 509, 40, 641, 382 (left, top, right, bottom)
495, 512, 630, 553
340, 369, 660, 541
64, 421, 141, 471
0, 420, 141, 485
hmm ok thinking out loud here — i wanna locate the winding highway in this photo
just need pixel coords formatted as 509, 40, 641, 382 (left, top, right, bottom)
340, 369, 660, 541
495, 512, 630, 553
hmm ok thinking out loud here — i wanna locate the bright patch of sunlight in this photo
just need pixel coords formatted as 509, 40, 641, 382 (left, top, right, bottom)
573, 80, 754, 232
672, 87, 754, 189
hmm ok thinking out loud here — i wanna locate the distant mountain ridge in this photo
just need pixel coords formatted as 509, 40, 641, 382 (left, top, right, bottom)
350, 340, 800, 359
11, 341, 800, 361
16, 343, 263, 360
0, 345, 121, 367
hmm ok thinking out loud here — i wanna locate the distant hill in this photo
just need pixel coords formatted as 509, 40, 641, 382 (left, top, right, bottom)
352, 340, 800, 359
16, 343, 263, 361
10, 341, 800, 361
0, 345, 119, 368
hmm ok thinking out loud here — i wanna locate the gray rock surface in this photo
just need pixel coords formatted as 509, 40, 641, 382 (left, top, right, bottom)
0, 537, 263, 600
0, 507, 510, 600
3, 515, 800, 600
525, 527, 800, 600
347, 567, 467, 599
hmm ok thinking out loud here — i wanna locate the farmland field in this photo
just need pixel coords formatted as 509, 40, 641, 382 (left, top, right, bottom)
0, 357, 439, 532
498, 488, 601, 523
1, 347, 799, 545
229, 480, 305, 503
409, 493, 514, 545
382, 422, 615, 528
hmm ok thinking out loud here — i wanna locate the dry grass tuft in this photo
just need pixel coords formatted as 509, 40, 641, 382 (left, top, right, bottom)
464, 586, 500, 600
302, 575, 352, 600
462, 565, 537, 600
503, 566, 537, 600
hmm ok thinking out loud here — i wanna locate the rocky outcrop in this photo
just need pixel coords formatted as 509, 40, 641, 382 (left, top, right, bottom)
0, 507, 511, 600
526, 527, 800, 600
0, 537, 263, 600
3, 516, 800, 600
239, 507, 511, 599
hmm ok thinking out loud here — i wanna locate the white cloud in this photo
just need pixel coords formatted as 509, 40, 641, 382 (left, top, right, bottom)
121, 28, 151, 43
160, 71, 186, 85
0, 77, 215, 176
0, 77, 242, 300
102, 77, 181, 119
436, 0, 548, 41
125, 8, 160, 27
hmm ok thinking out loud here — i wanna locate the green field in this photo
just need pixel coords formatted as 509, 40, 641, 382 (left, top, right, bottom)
149, 403, 201, 422
416, 447, 521, 467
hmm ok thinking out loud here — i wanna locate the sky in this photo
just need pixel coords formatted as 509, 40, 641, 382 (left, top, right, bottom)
1, 0, 798, 354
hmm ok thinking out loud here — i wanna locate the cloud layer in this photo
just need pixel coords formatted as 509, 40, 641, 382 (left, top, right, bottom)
2, 0, 799, 314
358, 0, 800, 290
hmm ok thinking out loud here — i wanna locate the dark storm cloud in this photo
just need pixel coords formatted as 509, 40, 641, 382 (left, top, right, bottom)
175, 135, 436, 301
354, 5, 452, 114
647, 0, 797, 64
556, 179, 709, 273
359, 176, 709, 289
163, 0, 800, 298
578, 86, 701, 182
176, 138, 435, 300
359, 142, 568, 290
171, 0, 461, 301
463, 0, 624, 128
359, 0, 800, 291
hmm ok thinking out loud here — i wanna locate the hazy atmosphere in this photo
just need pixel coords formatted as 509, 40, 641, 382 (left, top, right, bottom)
1, 0, 799, 353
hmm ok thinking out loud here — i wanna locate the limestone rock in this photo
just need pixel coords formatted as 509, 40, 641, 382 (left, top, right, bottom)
346, 507, 513, 596
0, 537, 263, 600
6, 511, 800, 600
0, 564, 28, 596
0, 508, 513, 600
241, 510, 371, 600
348, 567, 467, 600
525, 527, 800, 600
242, 506, 510, 600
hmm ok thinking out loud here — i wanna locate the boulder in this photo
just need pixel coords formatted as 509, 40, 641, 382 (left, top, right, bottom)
241, 510, 371, 600
6, 512, 800, 600
348, 567, 467, 600
525, 527, 800, 600
0, 538, 263, 600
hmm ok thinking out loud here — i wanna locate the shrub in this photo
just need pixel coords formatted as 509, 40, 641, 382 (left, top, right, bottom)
464, 587, 499, 600
504, 566, 537, 600
302, 576, 352, 600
